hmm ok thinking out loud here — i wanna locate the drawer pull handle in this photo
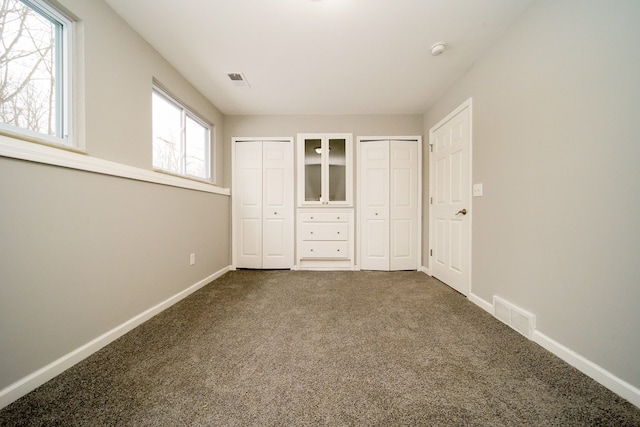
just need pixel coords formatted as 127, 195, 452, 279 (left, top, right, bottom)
337, 217, 341, 220
274, 212, 278, 215
310, 231, 314, 234
375, 213, 378, 216
337, 249, 340, 252
310, 216, 314, 220
337, 232, 340, 234
310, 249, 314, 252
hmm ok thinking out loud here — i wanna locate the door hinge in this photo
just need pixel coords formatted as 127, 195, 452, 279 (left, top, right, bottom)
430, 197, 433, 205
430, 145, 433, 152
430, 249, 433, 256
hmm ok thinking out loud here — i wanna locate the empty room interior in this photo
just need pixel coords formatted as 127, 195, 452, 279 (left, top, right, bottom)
1, 0, 639, 424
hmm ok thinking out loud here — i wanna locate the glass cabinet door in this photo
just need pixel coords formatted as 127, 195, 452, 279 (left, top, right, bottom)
298, 133, 352, 206
304, 138, 322, 202
328, 138, 346, 202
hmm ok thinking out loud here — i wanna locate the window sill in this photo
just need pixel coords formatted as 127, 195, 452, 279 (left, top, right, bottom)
0, 135, 230, 196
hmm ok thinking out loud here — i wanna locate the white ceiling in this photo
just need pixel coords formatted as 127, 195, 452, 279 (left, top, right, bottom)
104, 0, 533, 116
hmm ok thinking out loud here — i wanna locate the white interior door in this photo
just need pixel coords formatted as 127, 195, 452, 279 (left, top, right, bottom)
359, 139, 420, 271
429, 100, 472, 295
389, 140, 418, 270
262, 141, 294, 269
234, 141, 263, 268
360, 140, 390, 270
234, 139, 294, 269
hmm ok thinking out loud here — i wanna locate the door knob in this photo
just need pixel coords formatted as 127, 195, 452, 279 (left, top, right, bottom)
456, 209, 467, 216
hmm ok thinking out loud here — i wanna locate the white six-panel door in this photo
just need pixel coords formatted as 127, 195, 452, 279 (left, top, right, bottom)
233, 139, 293, 269
429, 100, 471, 295
359, 139, 420, 271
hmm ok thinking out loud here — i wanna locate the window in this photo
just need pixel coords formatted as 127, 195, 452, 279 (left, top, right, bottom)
0, 0, 73, 145
152, 86, 211, 181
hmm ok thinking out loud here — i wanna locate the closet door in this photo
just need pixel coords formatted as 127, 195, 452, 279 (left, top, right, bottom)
262, 141, 294, 268
360, 140, 390, 270
389, 140, 419, 271
234, 139, 293, 269
235, 141, 263, 268
359, 139, 419, 271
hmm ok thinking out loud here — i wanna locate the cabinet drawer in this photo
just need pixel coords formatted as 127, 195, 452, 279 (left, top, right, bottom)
299, 241, 348, 258
300, 212, 349, 223
300, 223, 348, 241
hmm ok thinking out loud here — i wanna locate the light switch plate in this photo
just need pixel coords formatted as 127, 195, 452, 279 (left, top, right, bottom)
473, 183, 483, 197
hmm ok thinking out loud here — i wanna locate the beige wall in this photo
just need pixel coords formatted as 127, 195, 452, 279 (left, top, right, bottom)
0, 0, 229, 391
65, 0, 225, 185
0, 158, 230, 388
224, 114, 424, 187
423, 0, 640, 389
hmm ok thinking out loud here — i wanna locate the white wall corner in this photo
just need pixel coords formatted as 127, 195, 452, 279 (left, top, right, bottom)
0, 265, 232, 410
533, 330, 640, 409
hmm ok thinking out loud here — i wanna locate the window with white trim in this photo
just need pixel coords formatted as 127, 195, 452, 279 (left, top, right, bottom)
0, 0, 73, 146
152, 86, 212, 181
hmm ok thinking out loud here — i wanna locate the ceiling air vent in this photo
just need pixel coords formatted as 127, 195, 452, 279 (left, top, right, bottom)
227, 72, 251, 88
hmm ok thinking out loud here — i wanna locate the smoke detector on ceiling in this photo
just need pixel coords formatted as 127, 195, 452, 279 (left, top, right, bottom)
430, 42, 447, 56
227, 72, 251, 87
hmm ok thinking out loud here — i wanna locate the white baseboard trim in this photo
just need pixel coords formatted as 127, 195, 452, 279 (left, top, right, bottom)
533, 330, 640, 409
0, 265, 231, 410
468, 292, 493, 314
419, 266, 430, 276
466, 293, 640, 408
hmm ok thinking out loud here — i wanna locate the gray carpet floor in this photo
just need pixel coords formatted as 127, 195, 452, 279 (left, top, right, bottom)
1, 270, 639, 426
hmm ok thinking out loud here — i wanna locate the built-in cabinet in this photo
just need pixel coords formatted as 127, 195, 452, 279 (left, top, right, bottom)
358, 138, 421, 271
296, 209, 354, 270
232, 138, 294, 269
232, 134, 420, 272
296, 133, 354, 270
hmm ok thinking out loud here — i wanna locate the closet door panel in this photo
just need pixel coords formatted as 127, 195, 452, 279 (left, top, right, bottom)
389, 140, 418, 271
241, 219, 261, 256
235, 141, 263, 268
262, 141, 294, 269
366, 220, 388, 259
263, 217, 286, 258
391, 219, 412, 257
360, 140, 390, 270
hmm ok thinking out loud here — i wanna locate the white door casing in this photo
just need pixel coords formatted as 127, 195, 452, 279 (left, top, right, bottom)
429, 99, 472, 295
232, 138, 294, 269
359, 138, 421, 271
